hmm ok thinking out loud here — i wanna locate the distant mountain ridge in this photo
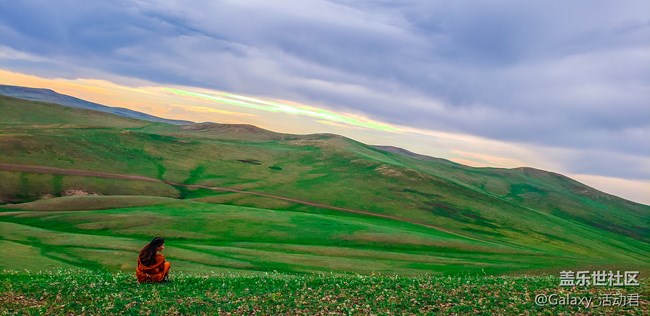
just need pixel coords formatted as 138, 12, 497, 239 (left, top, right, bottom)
0, 84, 192, 125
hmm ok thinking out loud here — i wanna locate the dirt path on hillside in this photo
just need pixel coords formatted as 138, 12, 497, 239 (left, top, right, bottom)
0, 163, 483, 242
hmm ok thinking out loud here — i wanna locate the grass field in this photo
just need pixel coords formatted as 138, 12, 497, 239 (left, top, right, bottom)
1, 196, 647, 276
0, 197, 546, 275
1, 92, 649, 314
1, 270, 647, 315
1, 95, 649, 276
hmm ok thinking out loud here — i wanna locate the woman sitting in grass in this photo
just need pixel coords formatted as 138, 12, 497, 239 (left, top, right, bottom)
136, 237, 171, 283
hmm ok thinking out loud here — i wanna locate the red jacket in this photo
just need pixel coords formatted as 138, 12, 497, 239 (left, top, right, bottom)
136, 254, 170, 283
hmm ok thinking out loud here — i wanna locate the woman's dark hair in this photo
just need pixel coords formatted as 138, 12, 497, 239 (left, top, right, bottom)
139, 237, 164, 266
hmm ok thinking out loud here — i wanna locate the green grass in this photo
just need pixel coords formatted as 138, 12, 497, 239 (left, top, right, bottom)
0, 199, 539, 275
1, 195, 183, 211
1, 91, 649, 315
0, 95, 649, 276
1, 197, 647, 276
1, 270, 647, 315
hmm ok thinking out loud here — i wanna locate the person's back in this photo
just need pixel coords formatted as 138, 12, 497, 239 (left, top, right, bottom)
136, 237, 171, 283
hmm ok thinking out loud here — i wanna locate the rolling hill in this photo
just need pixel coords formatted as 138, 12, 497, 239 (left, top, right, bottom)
0, 94, 648, 275
0, 84, 191, 125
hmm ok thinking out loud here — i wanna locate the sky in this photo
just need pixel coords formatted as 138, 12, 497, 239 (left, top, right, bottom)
0, 0, 649, 204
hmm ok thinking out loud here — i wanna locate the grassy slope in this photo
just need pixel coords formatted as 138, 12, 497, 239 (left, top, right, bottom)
377, 150, 650, 242
1, 271, 648, 315
0, 198, 553, 275
0, 95, 648, 275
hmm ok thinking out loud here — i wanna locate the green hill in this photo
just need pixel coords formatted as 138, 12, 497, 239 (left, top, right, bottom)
0, 95, 648, 274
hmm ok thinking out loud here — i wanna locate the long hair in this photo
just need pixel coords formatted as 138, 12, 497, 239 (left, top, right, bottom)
139, 237, 164, 266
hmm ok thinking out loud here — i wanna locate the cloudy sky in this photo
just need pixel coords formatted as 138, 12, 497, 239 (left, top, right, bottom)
1, 0, 649, 203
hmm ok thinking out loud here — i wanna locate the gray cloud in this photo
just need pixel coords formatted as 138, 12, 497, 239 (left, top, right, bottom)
1, 0, 649, 179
